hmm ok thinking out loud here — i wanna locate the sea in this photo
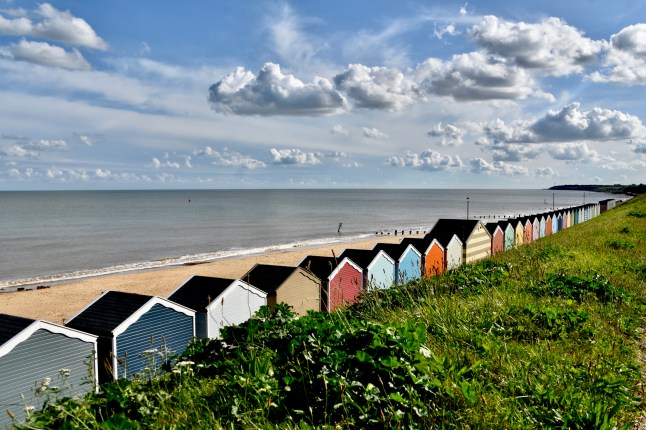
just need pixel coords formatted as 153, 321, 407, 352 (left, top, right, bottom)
0, 189, 622, 290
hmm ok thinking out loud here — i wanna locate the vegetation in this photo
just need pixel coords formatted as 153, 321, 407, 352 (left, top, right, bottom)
15, 195, 646, 429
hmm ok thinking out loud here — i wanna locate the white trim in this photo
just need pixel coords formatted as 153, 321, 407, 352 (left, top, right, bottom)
423, 238, 445, 256
366, 250, 395, 272
328, 257, 363, 282
113, 296, 195, 338
399, 244, 421, 263
204, 279, 268, 314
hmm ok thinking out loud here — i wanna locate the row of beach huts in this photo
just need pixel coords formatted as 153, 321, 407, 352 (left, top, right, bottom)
0, 198, 619, 427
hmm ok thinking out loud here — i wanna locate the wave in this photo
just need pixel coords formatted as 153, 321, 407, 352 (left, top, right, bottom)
0, 232, 380, 290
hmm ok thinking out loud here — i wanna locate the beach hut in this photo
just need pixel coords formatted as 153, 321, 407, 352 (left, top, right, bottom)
167, 276, 267, 339
538, 215, 547, 238
426, 230, 463, 270
532, 216, 540, 241
373, 242, 422, 285
299, 255, 362, 312
429, 219, 492, 264
66, 291, 195, 384
498, 220, 515, 251
339, 248, 396, 290
400, 236, 446, 277
486, 223, 504, 256
522, 218, 533, 244
509, 218, 524, 248
0, 314, 98, 429
545, 212, 554, 236
242, 264, 321, 315
551, 213, 558, 235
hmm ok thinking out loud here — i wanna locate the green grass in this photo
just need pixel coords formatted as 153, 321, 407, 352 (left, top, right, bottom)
15, 195, 646, 429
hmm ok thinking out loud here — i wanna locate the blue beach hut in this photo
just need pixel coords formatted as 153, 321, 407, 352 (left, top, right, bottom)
66, 291, 195, 384
373, 242, 422, 285
0, 314, 98, 429
339, 248, 396, 290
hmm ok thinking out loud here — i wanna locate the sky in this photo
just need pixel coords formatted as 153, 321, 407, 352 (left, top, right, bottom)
0, 0, 645, 190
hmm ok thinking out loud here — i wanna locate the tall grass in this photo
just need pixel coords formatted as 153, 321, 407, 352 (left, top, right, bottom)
15, 195, 646, 429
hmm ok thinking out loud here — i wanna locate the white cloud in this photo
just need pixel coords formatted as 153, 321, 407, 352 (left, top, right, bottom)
95, 168, 112, 179
333, 64, 415, 110
0, 3, 108, 50
362, 127, 388, 140
433, 23, 458, 40
534, 167, 558, 177
270, 148, 323, 165
196, 146, 266, 170
413, 51, 553, 101
469, 158, 528, 175
590, 23, 646, 85
9, 39, 90, 70
149, 157, 180, 169
427, 122, 464, 146
470, 16, 603, 76
546, 142, 601, 162
387, 149, 463, 172
631, 140, 646, 153
600, 159, 646, 171
330, 124, 350, 135
208, 63, 347, 116
24, 139, 69, 151
0, 144, 37, 157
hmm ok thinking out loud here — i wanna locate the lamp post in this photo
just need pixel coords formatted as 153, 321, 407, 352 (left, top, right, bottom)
552, 193, 555, 211
466, 196, 470, 219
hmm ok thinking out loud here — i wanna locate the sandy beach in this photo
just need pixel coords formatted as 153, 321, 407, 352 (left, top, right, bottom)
0, 234, 413, 325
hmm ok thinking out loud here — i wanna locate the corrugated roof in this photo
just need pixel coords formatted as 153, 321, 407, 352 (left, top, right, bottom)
427, 219, 479, 247
242, 264, 298, 294
338, 248, 378, 269
168, 276, 234, 312
373, 242, 408, 261
401, 236, 434, 255
0, 313, 35, 346
299, 255, 338, 282
66, 291, 151, 337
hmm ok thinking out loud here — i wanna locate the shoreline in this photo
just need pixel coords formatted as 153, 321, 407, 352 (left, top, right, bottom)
0, 233, 418, 325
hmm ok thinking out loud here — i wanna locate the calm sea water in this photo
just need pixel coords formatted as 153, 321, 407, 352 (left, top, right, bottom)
0, 189, 620, 288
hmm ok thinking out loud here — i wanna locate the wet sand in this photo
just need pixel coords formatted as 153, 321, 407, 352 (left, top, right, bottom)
0, 234, 414, 325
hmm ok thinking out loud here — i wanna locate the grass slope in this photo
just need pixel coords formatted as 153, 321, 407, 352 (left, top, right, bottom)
14, 196, 646, 429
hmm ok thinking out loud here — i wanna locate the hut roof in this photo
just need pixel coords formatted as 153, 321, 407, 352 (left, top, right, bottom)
243, 264, 299, 295
339, 248, 379, 269
66, 291, 152, 337
400, 237, 433, 255
299, 255, 338, 281
427, 219, 481, 245
0, 313, 34, 345
372, 242, 409, 261
168, 276, 236, 312
486, 222, 502, 236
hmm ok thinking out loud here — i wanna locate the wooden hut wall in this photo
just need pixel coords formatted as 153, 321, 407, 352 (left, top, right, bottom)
397, 245, 422, 284
504, 224, 515, 250
545, 215, 552, 237
114, 303, 194, 380
328, 259, 363, 311
366, 251, 396, 289
274, 268, 322, 316
0, 322, 98, 429
532, 218, 540, 241
539, 216, 546, 238
424, 240, 444, 277
464, 221, 492, 264
514, 222, 524, 247
445, 236, 463, 270
206, 281, 267, 339
491, 227, 504, 255
523, 220, 533, 243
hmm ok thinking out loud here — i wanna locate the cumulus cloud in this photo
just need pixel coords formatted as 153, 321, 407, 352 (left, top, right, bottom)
333, 64, 415, 110
413, 51, 552, 101
0, 3, 108, 50
208, 63, 347, 116
630, 140, 646, 153
534, 167, 558, 177
149, 157, 180, 169
330, 125, 350, 135
546, 142, 601, 163
95, 168, 112, 179
427, 122, 464, 146
387, 149, 463, 172
469, 16, 603, 76
469, 158, 528, 175
270, 148, 323, 165
433, 23, 458, 40
195, 146, 266, 170
0, 144, 37, 158
9, 39, 90, 70
24, 139, 69, 151
590, 24, 646, 85
362, 127, 388, 140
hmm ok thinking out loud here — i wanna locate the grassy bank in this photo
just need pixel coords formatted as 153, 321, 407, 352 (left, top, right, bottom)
16, 196, 645, 429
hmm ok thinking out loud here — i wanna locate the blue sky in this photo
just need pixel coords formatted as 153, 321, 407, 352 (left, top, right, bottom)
0, 0, 645, 190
